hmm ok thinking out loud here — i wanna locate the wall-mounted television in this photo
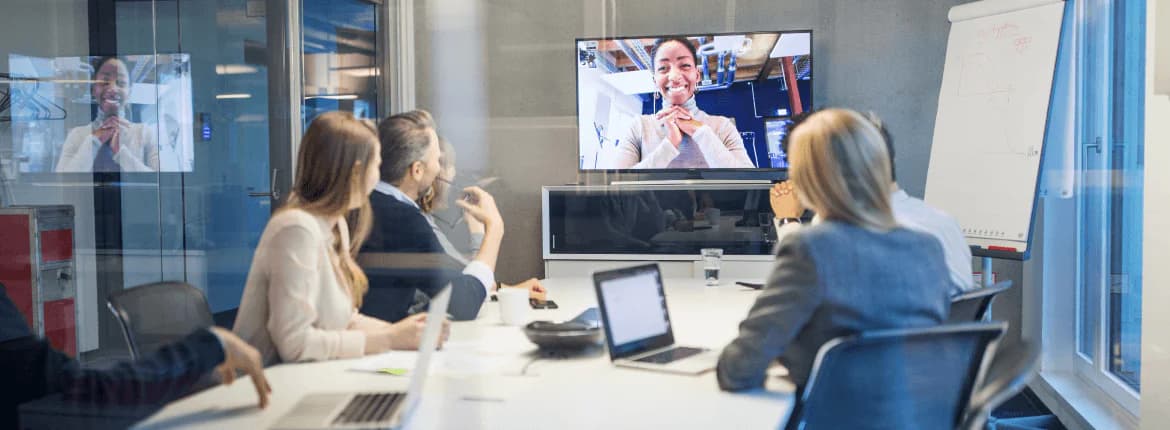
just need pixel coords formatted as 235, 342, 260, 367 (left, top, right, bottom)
576, 30, 812, 173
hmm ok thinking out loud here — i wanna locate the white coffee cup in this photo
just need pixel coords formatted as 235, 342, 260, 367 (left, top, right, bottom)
704, 208, 722, 230
498, 288, 530, 326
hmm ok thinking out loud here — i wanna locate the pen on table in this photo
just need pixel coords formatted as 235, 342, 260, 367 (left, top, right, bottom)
460, 395, 506, 403
735, 281, 764, 290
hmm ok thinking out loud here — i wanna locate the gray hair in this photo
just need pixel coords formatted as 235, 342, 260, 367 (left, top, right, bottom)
377, 109, 436, 184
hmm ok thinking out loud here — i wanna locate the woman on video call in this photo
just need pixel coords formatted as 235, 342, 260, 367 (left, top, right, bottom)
610, 37, 755, 169
56, 56, 159, 172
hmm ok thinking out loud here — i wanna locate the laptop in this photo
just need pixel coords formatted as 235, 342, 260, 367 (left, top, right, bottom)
271, 287, 450, 430
592, 264, 718, 375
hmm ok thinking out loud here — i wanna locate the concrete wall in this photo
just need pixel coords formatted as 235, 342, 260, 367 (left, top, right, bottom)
413, 0, 974, 281
1141, 0, 1170, 426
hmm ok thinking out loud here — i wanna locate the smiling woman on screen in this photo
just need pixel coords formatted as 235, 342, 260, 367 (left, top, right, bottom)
609, 37, 755, 169
56, 56, 159, 172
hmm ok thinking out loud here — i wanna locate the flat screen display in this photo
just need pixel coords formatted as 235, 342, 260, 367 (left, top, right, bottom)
8, 54, 194, 173
576, 31, 811, 172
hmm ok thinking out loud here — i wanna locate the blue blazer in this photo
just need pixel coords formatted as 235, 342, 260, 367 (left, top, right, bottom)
0, 285, 224, 428
359, 191, 487, 322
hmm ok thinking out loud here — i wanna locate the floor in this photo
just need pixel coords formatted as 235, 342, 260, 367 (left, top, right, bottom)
990, 388, 1067, 430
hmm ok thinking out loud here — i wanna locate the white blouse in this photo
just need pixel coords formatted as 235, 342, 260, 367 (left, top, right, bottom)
233, 208, 373, 364
56, 122, 159, 172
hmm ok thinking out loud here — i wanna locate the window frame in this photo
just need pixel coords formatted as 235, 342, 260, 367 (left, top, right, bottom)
1063, 0, 1143, 417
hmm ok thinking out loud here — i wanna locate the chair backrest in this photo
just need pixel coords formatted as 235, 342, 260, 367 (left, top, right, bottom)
785, 322, 1006, 430
106, 281, 213, 359
947, 281, 1013, 323
960, 340, 1041, 430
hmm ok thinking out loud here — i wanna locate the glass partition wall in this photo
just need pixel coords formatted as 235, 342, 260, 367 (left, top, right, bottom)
0, 0, 383, 360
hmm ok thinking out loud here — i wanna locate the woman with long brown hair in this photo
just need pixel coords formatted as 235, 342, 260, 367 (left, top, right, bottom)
233, 111, 446, 365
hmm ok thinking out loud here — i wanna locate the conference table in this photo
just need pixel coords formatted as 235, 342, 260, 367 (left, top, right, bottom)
134, 277, 796, 429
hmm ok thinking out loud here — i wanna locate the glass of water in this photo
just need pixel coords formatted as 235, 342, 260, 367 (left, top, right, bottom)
701, 248, 723, 286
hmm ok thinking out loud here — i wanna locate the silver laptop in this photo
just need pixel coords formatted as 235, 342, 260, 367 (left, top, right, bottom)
592, 264, 718, 375
271, 287, 450, 429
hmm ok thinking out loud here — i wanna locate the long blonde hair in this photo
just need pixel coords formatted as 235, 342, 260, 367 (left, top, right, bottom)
283, 111, 378, 307
788, 108, 896, 231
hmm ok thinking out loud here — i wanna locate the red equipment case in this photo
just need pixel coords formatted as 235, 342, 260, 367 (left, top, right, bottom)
0, 205, 77, 356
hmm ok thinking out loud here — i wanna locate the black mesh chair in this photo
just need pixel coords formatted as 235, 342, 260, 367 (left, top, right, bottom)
106, 281, 214, 359
784, 322, 1006, 430
961, 340, 1041, 430
948, 281, 1013, 323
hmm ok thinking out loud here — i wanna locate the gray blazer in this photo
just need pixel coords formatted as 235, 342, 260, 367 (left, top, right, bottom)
716, 221, 953, 391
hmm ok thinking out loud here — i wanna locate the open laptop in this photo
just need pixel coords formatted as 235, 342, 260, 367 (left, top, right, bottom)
271, 287, 450, 430
592, 264, 718, 375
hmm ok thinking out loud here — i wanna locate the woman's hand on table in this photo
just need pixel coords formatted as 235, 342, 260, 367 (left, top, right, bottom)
367, 313, 451, 353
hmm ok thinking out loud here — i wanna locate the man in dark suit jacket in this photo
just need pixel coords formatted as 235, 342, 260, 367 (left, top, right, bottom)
360, 110, 504, 322
0, 285, 271, 428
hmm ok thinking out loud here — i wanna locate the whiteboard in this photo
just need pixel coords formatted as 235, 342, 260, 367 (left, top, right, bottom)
924, 0, 1066, 258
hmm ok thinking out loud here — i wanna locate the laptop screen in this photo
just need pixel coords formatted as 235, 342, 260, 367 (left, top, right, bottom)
594, 264, 676, 358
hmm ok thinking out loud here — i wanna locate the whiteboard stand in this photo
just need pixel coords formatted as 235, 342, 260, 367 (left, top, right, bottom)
981, 256, 995, 322
924, 0, 1068, 272
981, 256, 994, 288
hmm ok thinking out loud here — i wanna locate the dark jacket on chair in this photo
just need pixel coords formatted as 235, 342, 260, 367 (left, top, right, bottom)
717, 221, 953, 391
0, 285, 225, 429
359, 190, 488, 322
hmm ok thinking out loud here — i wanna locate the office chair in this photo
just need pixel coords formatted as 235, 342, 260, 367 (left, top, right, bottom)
784, 322, 1006, 430
960, 340, 1041, 430
106, 281, 214, 359
948, 281, 1013, 323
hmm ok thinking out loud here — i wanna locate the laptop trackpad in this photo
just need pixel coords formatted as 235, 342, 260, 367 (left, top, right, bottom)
634, 346, 706, 364
272, 393, 353, 429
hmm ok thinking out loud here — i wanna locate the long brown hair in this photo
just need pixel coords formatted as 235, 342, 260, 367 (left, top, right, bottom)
788, 108, 896, 231
283, 111, 378, 307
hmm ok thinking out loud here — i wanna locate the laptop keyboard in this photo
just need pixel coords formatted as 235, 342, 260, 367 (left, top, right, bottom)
634, 346, 705, 364
332, 392, 405, 425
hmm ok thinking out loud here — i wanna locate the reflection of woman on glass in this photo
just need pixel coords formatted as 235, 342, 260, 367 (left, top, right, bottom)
56, 56, 159, 172
613, 37, 754, 169
414, 138, 546, 304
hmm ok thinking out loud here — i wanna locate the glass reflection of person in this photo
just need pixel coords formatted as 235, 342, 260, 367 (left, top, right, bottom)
55, 56, 159, 172
597, 191, 666, 250
612, 37, 755, 169
416, 138, 547, 301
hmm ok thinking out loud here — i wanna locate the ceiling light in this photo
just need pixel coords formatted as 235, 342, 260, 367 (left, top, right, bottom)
337, 67, 379, 77
216, 93, 252, 99
306, 94, 359, 100
216, 64, 259, 75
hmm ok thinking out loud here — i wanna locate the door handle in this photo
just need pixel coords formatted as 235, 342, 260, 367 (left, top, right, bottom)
1084, 136, 1102, 154
247, 168, 281, 200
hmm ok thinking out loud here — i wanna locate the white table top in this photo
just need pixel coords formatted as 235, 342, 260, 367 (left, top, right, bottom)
135, 277, 795, 429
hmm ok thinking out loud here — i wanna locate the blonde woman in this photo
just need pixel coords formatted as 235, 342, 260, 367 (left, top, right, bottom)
234, 111, 447, 365
716, 109, 951, 391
